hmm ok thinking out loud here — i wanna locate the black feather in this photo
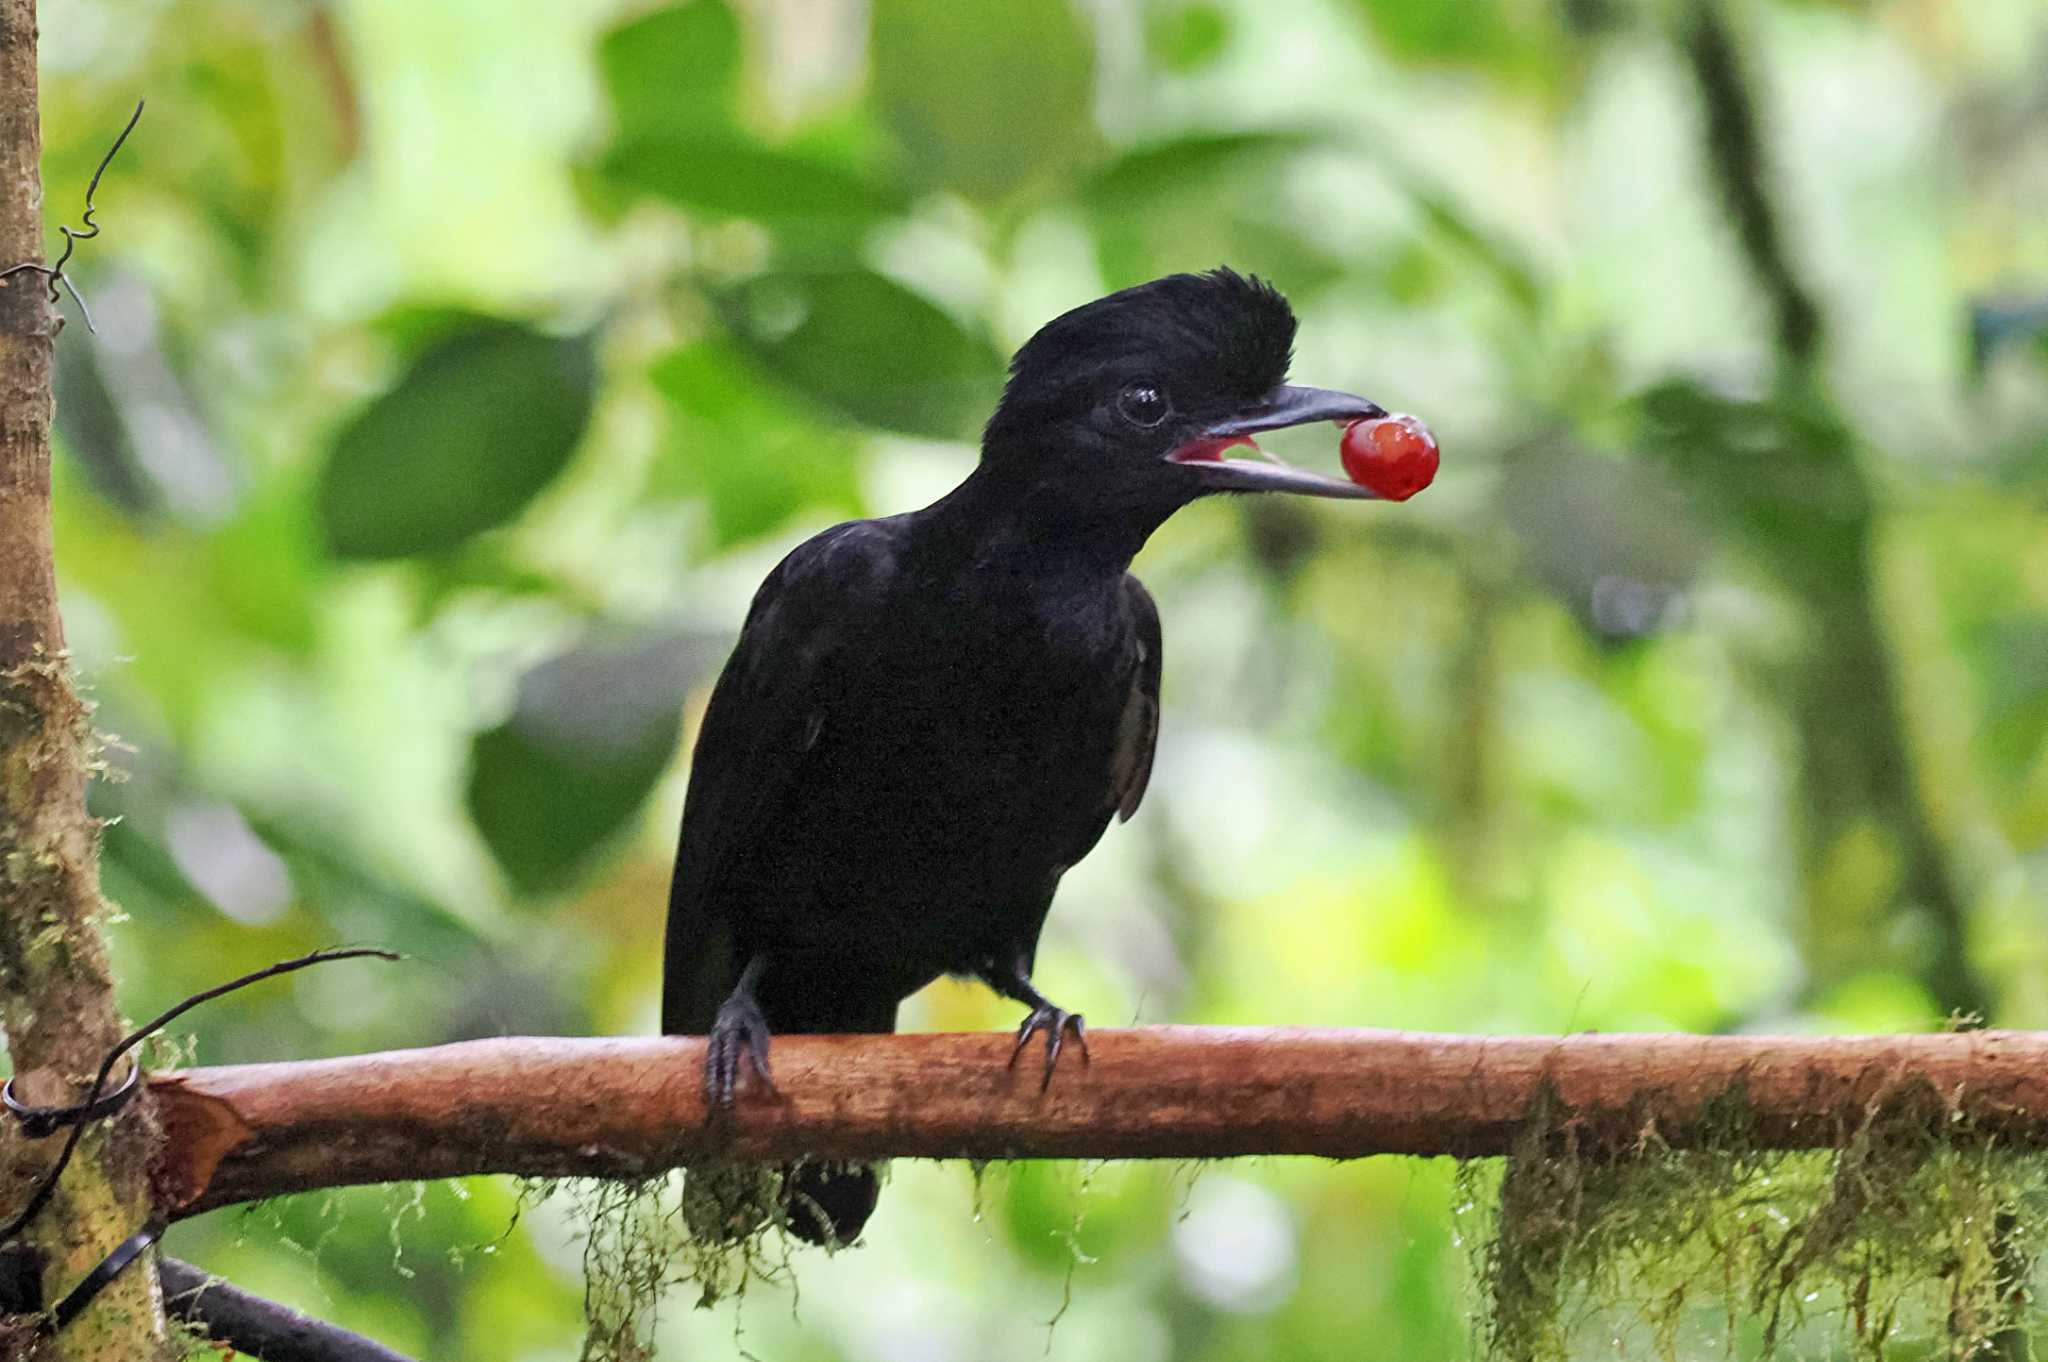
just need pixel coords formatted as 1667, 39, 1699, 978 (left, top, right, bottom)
663, 268, 1315, 1246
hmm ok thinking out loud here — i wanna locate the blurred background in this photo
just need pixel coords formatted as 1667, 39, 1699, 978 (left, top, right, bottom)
26, 0, 2048, 1355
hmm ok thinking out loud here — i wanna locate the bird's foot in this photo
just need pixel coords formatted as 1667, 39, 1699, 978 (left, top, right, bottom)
1008, 1005, 1089, 1091
704, 993, 776, 1109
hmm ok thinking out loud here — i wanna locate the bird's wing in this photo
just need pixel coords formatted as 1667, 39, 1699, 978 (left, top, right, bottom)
660, 519, 896, 1034
1112, 575, 1163, 823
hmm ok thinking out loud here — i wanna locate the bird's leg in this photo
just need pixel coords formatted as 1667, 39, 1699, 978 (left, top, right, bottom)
984, 954, 1089, 1090
705, 954, 777, 1108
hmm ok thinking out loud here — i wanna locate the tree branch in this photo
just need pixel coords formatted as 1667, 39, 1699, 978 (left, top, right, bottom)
160, 1258, 420, 1362
1681, 0, 1822, 366
148, 1028, 2048, 1217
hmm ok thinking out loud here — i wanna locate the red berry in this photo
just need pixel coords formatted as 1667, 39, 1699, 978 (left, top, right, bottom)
1339, 414, 1439, 501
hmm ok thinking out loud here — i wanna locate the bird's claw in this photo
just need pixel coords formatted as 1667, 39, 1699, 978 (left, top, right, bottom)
1009, 1005, 1089, 1091
704, 994, 776, 1109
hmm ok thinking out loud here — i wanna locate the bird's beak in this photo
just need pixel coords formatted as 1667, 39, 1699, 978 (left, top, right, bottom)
1166, 384, 1389, 498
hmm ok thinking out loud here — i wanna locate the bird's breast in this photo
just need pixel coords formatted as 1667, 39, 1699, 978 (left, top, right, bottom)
718, 574, 1143, 982
789, 591, 1129, 877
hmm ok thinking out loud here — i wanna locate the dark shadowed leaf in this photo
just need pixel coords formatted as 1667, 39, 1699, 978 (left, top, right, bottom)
600, 0, 741, 138
716, 270, 1003, 439
1634, 377, 1869, 594
53, 325, 156, 516
52, 271, 234, 523
468, 629, 721, 893
1969, 295, 2048, 376
601, 137, 909, 223
870, 0, 1095, 201
648, 341, 864, 548
317, 321, 597, 560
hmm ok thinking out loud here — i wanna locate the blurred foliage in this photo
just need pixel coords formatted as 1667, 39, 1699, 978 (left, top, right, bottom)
16, 0, 2048, 1356
318, 318, 598, 559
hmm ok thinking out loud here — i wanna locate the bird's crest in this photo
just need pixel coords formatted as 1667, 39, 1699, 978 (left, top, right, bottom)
989, 268, 1298, 442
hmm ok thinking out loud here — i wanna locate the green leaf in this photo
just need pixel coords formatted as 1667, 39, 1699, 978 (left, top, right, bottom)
648, 341, 864, 549
1077, 133, 1353, 296
1349, 0, 1558, 74
1354, 0, 1512, 62
1402, 177, 1545, 320
317, 321, 597, 560
1146, 2, 1231, 73
600, 0, 742, 138
716, 270, 1003, 439
870, 0, 1095, 201
601, 137, 908, 223
365, 303, 512, 354
467, 630, 715, 893
1079, 131, 1316, 213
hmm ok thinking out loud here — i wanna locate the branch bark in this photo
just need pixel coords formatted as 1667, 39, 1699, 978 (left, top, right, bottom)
0, 3, 173, 1357
149, 1027, 2048, 1217
160, 1258, 420, 1362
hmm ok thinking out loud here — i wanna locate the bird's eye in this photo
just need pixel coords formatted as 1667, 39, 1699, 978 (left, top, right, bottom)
1117, 383, 1169, 428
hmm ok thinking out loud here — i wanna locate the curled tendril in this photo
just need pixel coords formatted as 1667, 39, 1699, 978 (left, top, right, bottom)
0, 99, 145, 334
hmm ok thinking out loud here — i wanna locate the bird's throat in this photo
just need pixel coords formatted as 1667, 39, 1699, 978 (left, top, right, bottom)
923, 459, 1191, 580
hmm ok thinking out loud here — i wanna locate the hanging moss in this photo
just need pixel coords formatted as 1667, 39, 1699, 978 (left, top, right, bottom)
1463, 1079, 2045, 1361
552, 1159, 882, 1362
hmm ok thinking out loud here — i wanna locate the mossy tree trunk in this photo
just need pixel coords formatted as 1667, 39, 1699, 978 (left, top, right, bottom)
0, 2, 174, 1356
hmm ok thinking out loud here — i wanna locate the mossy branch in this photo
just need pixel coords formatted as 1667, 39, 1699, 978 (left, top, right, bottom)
147, 1027, 2048, 1217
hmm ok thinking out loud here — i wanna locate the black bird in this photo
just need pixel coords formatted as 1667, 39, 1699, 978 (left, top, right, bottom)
662, 268, 1394, 1244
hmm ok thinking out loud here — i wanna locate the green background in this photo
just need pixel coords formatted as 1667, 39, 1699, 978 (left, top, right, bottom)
25, 0, 2048, 1355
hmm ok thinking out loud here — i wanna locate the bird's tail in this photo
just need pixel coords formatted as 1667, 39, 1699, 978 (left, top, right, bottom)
671, 948, 895, 1247
758, 971, 896, 1245
780, 1162, 880, 1246
679, 1159, 879, 1247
